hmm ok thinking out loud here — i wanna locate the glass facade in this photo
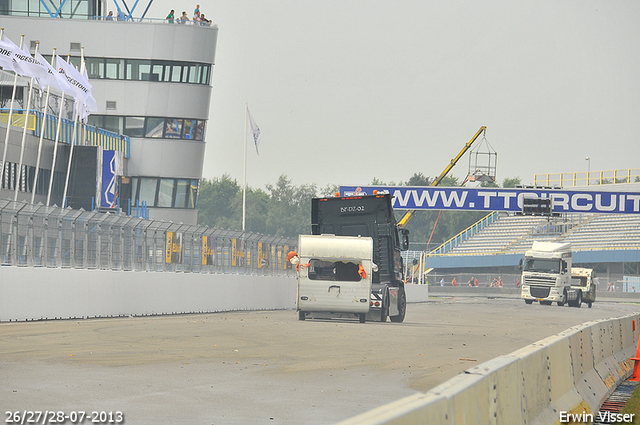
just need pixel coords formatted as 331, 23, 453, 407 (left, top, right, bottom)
88, 115, 206, 141
2, 161, 65, 198
44, 56, 211, 85
131, 177, 198, 209
0, 11, 214, 221
0, 0, 95, 18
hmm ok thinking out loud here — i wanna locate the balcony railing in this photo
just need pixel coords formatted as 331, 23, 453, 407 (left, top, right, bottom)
1, 109, 130, 158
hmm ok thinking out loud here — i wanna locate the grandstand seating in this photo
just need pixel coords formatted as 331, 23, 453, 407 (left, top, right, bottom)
439, 213, 640, 255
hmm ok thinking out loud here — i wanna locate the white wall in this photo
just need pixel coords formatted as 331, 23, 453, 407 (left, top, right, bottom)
0, 267, 296, 321
0, 267, 429, 321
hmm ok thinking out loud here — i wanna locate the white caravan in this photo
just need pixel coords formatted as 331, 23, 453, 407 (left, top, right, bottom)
296, 234, 374, 323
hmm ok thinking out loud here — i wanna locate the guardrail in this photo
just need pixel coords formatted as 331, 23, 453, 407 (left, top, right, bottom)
93, 15, 216, 27
337, 313, 640, 424
429, 211, 500, 255
534, 168, 640, 187
0, 199, 297, 276
1, 109, 130, 158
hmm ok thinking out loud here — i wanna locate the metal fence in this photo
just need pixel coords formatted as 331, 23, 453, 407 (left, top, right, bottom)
0, 199, 297, 276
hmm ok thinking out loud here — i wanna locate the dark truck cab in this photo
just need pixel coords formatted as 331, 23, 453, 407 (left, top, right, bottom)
311, 193, 409, 322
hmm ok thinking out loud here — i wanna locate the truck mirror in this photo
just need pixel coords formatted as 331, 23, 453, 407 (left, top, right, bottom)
518, 258, 522, 272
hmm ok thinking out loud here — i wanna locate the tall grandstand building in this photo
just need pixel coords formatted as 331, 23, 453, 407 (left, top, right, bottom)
1, 4, 218, 224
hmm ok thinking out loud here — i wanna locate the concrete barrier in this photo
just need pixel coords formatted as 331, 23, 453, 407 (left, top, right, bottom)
428, 285, 640, 302
337, 314, 640, 425
0, 266, 430, 321
0, 266, 298, 321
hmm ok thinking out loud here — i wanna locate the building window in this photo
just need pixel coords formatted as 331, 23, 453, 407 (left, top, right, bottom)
138, 177, 158, 205
90, 115, 205, 141
189, 180, 199, 208
105, 58, 125, 79
124, 117, 145, 137
165, 119, 183, 138
145, 118, 165, 138
42, 56, 211, 85
182, 119, 195, 139
157, 179, 175, 207
1, 160, 64, 198
175, 179, 190, 208
130, 177, 199, 209
103, 116, 123, 134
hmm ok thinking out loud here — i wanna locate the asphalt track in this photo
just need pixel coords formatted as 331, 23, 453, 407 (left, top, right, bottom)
2, 297, 640, 425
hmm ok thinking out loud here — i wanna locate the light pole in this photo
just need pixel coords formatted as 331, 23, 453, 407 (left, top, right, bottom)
585, 157, 590, 185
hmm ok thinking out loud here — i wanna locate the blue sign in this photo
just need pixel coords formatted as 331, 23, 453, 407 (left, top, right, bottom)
339, 186, 640, 214
101, 150, 118, 208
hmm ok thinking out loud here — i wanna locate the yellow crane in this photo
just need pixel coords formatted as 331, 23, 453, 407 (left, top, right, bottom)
397, 126, 487, 228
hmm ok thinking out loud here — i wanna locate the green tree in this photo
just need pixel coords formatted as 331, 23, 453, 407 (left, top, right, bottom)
405, 172, 431, 186
243, 188, 270, 232
265, 175, 318, 237
320, 183, 340, 197
502, 177, 521, 188
197, 174, 241, 228
438, 175, 460, 187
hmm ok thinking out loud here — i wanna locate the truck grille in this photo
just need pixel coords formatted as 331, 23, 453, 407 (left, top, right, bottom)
524, 275, 556, 285
530, 286, 551, 298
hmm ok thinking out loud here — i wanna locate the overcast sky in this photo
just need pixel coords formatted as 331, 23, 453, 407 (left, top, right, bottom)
145, 0, 640, 190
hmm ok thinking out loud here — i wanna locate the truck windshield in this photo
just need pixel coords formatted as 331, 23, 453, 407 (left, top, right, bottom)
307, 259, 362, 282
524, 258, 561, 273
571, 276, 588, 287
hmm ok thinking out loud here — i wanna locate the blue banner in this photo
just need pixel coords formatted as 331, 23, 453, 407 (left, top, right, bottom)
101, 150, 118, 208
339, 186, 640, 214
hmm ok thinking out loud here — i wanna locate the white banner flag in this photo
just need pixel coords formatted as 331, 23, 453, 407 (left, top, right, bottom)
56, 55, 93, 105
247, 107, 261, 154
11, 43, 49, 87
0, 37, 24, 74
36, 52, 74, 94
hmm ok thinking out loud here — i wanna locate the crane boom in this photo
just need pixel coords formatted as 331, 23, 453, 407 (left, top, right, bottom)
397, 126, 487, 228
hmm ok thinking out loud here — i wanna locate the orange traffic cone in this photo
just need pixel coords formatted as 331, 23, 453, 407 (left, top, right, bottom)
629, 330, 640, 382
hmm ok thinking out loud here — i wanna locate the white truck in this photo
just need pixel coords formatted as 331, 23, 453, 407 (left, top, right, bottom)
520, 241, 592, 308
295, 234, 402, 323
569, 267, 597, 308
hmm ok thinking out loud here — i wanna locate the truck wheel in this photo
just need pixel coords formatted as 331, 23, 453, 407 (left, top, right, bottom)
525, 299, 533, 305
359, 313, 366, 324
588, 302, 593, 308
574, 291, 582, 308
557, 292, 566, 306
298, 311, 305, 321
390, 288, 406, 323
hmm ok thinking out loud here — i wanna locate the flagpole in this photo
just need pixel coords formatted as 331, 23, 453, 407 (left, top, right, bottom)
46, 96, 65, 206
0, 33, 23, 195
47, 51, 65, 207
31, 47, 53, 204
242, 102, 247, 231
14, 41, 39, 202
61, 54, 80, 208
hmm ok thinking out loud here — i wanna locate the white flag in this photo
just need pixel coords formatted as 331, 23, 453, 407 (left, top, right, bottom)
247, 107, 261, 154
10, 43, 49, 86
36, 52, 74, 94
56, 55, 93, 105
76, 67, 98, 123
0, 37, 24, 74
